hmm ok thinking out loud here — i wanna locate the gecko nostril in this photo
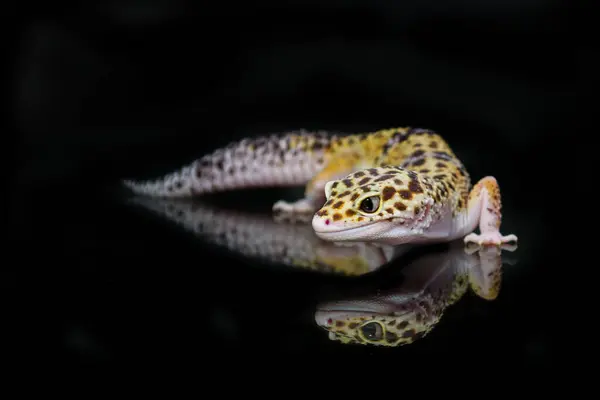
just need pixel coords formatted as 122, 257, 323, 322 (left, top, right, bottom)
325, 219, 330, 225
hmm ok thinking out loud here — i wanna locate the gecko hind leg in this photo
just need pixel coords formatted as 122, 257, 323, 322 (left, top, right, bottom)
463, 176, 518, 247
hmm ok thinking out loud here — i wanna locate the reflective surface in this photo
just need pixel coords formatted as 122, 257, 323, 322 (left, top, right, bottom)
315, 242, 516, 346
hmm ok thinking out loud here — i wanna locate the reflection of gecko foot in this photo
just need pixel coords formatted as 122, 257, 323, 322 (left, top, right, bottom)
464, 241, 518, 255
272, 198, 316, 223
464, 231, 518, 247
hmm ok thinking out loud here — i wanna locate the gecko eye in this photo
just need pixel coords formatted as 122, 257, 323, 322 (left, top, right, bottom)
359, 196, 380, 213
360, 322, 384, 341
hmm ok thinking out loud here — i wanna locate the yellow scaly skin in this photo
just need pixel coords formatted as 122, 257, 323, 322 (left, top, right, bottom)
308, 127, 518, 247
123, 127, 517, 247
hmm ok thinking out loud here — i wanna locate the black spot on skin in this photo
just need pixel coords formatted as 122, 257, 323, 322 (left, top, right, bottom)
196, 167, 203, 178
414, 206, 420, 215
348, 323, 359, 329
335, 321, 345, 327
215, 159, 224, 170
402, 329, 416, 338
361, 186, 371, 192
436, 162, 446, 168
385, 331, 398, 343
316, 209, 328, 216
358, 177, 370, 186
411, 150, 425, 158
382, 186, 396, 200
312, 142, 323, 150
411, 158, 426, 166
350, 193, 360, 201
332, 182, 339, 189
368, 168, 379, 176
429, 141, 438, 148
354, 171, 365, 178
397, 321, 409, 329
339, 191, 351, 197
399, 190, 413, 200
374, 174, 394, 182
413, 143, 423, 147
331, 191, 337, 197
333, 201, 344, 209
174, 181, 183, 189
394, 202, 407, 211
393, 179, 403, 186
433, 174, 446, 180
325, 199, 333, 206
420, 169, 430, 174
342, 179, 353, 187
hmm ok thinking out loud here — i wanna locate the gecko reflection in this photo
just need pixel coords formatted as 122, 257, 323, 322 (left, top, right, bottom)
128, 197, 404, 276
315, 241, 517, 346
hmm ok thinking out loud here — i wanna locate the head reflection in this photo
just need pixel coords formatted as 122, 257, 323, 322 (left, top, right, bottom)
315, 242, 517, 347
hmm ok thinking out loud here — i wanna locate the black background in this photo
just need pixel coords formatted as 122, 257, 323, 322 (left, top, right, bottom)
8, 0, 586, 373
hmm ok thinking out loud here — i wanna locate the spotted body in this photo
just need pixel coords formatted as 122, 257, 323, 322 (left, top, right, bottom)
123, 127, 517, 247
314, 242, 514, 347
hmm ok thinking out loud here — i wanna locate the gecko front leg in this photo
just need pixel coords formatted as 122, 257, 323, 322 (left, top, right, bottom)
463, 176, 518, 246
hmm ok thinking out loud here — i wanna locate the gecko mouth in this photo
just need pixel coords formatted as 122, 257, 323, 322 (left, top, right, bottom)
312, 218, 395, 240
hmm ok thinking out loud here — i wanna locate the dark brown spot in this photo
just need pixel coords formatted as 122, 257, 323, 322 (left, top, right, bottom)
420, 169, 430, 173
333, 201, 344, 209
325, 199, 333, 206
316, 209, 328, 216
335, 321, 345, 327
399, 190, 413, 200
378, 212, 383, 216
394, 202, 407, 211
385, 331, 398, 343
342, 179, 353, 188
382, 186, 396, 200
429, 141, 438, 148
385, 208, 394, 214
358, 177, 371, 186
408, 180, 423, 193
368, 168, 379, 176
393, 179, 403, 186
350, 193, 360, 201
348, 322, 359, 329
215, 160, 224, 169
374, 174, 393, 182
361, 186, 371, 192
411, 149, 425, 157
402, 329, 416, 338
330, 191, 337, 197
354, 171, 365, 178
345, 209, 357, 217
332, 182, 339, 189
436, 162, 446, 169
339, 191, 351, 197
414, 206, 420, 215
333, 213, 343, 221
413, 143, 423, 147
357, 216, 364, 221
411, 158, 426, 166
397, 321, 409, 329
433, 174, 446, 180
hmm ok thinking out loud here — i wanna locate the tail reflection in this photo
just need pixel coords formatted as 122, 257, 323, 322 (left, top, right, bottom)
315, 242, 517, 346
127, 197, 403, 275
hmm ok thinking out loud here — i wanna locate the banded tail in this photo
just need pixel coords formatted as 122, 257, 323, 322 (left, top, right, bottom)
123, 130, 334, 197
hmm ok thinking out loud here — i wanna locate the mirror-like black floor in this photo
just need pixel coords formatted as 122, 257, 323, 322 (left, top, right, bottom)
8, 183, 555, 368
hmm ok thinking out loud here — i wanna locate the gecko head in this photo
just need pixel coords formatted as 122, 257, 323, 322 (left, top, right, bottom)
314, 299, 433, 347
312, 167, 438, 243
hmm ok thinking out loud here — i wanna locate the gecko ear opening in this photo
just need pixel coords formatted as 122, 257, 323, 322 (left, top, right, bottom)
324, 180, 336, 200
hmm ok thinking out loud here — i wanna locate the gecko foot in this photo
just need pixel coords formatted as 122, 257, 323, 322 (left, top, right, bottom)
272, 198, 316, 223
464, 231, 518, 247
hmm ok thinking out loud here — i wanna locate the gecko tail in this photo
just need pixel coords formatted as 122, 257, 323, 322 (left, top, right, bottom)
122, 130, 332, 198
